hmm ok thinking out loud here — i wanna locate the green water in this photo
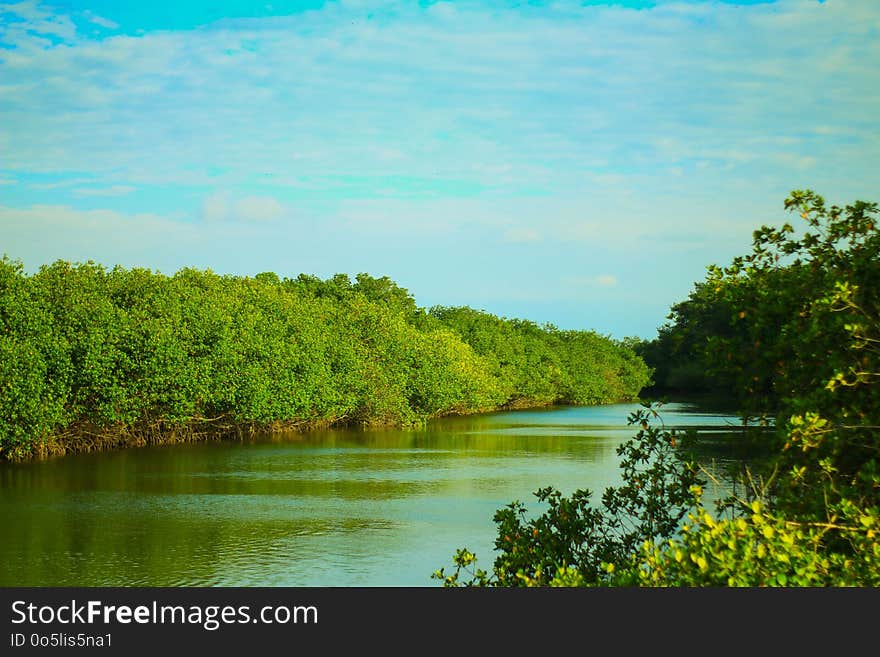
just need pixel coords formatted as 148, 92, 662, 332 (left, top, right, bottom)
0, 402, 745, 586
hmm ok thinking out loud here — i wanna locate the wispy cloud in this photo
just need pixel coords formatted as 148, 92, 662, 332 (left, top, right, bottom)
0, 203, 198, 270
1, 0, 877, 338
2, 0, 876, 198
72, 185, 135, 197
0, 0, 77, 41
82, 10, 118, 30
504, 227, 543, 243
201, 193, 285, 223
566, 274, 619, 288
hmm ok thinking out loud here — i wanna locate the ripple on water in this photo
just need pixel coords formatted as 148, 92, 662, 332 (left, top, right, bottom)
0, 402, 751, 586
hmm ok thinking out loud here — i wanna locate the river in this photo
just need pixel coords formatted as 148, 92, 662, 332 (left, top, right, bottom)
0, 401, 747, 586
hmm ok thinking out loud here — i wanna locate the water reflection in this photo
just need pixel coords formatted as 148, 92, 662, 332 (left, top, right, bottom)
0, 402, 749, 586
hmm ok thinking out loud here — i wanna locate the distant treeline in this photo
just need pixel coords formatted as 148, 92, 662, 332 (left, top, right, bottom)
0, 258, 650, 460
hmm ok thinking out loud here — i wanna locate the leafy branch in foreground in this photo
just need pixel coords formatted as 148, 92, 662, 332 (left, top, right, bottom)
627, 491, 880, 586
630, 190, 880, 586
436, 189, 880, 587
432, 404, 705, 586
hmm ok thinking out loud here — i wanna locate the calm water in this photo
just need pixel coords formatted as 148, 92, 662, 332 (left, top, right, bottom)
0, 402, 745, 587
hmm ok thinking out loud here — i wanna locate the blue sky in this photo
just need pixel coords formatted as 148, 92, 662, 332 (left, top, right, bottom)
1, 0, 877, 339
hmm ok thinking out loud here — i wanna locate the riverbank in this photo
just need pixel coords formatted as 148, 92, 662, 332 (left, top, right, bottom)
1, 259, 651, 462
6, 395, 639, 462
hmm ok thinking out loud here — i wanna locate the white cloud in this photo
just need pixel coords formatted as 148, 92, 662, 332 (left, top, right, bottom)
0, 202, 315, 277
0, 203, 198, 269
201, 193, 285, 223
568, 274, 619, 288
557, 222, 599, 243
1, 0, 46, 22
0, 0, 77, 41
72, 185, 135, 197
201, 193, 231, 223
337, 198, 484, 237
503, 227, 542, 243
26, 177, 98, 189
83, 11, 118, 30
234, 195, 284, 222
0, 0, 877, 338
1, 0, 875, 199
0, 203, 181, 233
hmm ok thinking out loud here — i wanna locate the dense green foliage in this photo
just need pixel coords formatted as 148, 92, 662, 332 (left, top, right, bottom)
0, 261, 649, 460
427, 306, 649, 408
437, 190, 880, 586
641, 190, 880, 518
633, 287, 741, 398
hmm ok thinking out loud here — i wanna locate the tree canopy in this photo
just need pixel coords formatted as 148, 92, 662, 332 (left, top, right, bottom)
0, 261, 649, 460
436, 190, 880, 587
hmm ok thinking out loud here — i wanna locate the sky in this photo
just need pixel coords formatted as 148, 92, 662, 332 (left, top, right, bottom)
1, 0, 878, 340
